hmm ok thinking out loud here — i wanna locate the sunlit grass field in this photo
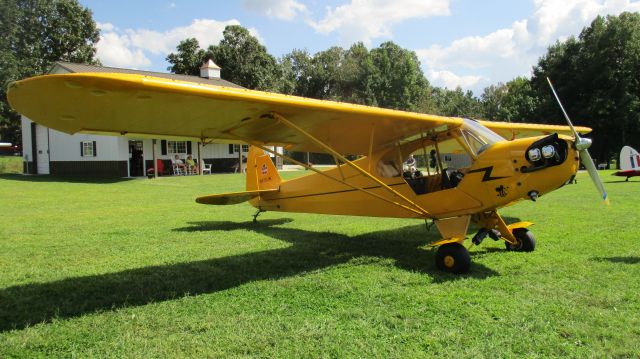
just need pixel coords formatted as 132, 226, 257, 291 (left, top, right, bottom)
0, 170, 638, 357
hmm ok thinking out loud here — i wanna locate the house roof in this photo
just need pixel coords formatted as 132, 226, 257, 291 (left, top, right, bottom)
52, 61, 244, 89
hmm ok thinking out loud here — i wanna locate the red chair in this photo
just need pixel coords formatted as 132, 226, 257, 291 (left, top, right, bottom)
147, 159, 165, 177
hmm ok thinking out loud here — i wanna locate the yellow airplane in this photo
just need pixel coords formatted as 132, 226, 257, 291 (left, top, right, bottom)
7, 73, 608, 273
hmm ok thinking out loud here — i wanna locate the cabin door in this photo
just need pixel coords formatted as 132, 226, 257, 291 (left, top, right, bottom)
34, 124, 50, 175
128, 140, 144, 177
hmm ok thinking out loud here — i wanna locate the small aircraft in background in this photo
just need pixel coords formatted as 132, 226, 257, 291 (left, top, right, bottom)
7, 73, 608, 273
613, 146, 640, 181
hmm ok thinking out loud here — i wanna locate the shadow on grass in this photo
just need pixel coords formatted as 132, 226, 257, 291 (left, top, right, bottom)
592, 256, 640, 264
603, 179, 638, 184
0, 174, 135, 184
0, 219, 499, 332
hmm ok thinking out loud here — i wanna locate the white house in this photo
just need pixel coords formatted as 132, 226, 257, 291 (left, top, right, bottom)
21, 61, 282, 176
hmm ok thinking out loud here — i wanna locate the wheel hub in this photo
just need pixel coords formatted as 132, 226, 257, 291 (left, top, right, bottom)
443, 255, 455, 268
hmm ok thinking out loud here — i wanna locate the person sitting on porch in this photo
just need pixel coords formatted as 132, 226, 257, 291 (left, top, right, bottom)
186, 155, 198, 174
172, 155, 186, 175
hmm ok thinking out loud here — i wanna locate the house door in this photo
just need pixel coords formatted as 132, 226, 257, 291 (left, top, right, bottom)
128, 140, 144, 176
35, 124, 50, 174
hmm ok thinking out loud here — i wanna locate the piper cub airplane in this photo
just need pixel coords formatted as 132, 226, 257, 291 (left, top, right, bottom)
8, 73, 609, 273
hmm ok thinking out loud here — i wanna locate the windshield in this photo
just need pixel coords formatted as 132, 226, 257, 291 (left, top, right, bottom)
460, 119, 505, 156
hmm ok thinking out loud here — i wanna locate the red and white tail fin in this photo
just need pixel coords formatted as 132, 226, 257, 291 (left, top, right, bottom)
246, 146, 282, 191
620, 146, 640, 171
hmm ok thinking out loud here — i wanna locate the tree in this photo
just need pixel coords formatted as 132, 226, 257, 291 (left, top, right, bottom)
166, 38, 207, 76
367, 42, 430, 111
530, 12, 640, 164
209, 25, 279, 91
481, 77, 539, 122
431, 87, 482, 118
0, 0, 100, 145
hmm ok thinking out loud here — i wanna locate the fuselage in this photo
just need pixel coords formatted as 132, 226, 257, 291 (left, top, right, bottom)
251, 131, 579, 219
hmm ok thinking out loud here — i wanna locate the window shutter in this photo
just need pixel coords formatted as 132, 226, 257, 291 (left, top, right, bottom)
80, 142, 84, 157
161, 140, 167, 155
187, 141, 192, 154
228, 144, 234, 154
93, 141, 97, 157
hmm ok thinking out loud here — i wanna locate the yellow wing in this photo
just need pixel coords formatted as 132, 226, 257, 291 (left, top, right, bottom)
7, 72, 591, 155
479, 119, 591, 140
7, 73, 461, 155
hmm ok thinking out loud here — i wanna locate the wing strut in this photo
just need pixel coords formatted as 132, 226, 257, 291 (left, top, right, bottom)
226, 133, 428, 217
266, 112, 430, 217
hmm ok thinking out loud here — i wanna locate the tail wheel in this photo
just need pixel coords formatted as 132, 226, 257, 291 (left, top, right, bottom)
435, 243, 471, 274
505, 228, 536, 252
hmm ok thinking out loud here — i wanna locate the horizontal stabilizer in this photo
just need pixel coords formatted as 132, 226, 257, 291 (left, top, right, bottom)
196, 189, 278, 205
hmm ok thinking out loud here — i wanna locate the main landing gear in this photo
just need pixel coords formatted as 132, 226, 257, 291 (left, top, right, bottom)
435, 243, 471, 274
433, 212, 536, 274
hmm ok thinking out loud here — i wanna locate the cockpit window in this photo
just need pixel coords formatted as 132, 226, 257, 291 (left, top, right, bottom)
460, 119, 505, 156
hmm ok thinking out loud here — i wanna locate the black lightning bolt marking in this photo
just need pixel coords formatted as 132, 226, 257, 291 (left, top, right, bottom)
468, 166, 508, 182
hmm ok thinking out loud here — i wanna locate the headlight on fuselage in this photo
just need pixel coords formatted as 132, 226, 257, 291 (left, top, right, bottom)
521, 134, 569, 173
541, 145, 555, 159
528, 148, 542, 162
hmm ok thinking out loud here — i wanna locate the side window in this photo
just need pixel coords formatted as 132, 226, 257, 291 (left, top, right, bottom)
401, 134, 473, 195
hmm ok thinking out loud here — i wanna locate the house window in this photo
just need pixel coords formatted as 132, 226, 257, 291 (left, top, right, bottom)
233, 144, 249, 153
167, 141, 187, 154
80, 141, 96, 157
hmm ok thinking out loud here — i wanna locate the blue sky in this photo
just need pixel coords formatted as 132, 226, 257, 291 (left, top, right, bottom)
80, 0, 640, 95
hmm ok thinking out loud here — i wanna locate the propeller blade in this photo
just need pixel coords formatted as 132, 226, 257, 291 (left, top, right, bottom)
579, 149, 610, 205
547, 77, 609, 205
546, 77, 580, 140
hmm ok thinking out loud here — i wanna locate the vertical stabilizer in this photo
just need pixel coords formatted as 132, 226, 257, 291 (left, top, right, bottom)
246, 146, 282, 191
620, 146, 640, 171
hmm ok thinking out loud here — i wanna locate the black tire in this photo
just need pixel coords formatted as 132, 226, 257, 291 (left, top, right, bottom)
505, 228, 536, 252
435, 243, 471, 274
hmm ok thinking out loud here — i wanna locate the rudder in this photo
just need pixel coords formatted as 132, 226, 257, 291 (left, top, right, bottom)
620, 146, 640, 171
246, 146, 282, 191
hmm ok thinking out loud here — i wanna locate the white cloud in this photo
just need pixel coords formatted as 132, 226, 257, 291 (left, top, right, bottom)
94, 19, 263, 69
168, 2, 176, 9
415, 0, 640, 94
127, 19, 242, 55
243, 0, 307, 20
308, 0, 451, 45
96, 32, 151, 69
428, 70, 485, 89
531, 0, 640, 46
417, 20, 530, 71
96, 22, 115, 32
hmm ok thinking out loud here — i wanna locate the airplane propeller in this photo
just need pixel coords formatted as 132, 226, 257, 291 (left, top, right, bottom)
546, 77, 609, 205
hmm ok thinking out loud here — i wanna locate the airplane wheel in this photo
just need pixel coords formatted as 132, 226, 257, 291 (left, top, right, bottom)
505, 228, 536, 252
435, 243, 471, 274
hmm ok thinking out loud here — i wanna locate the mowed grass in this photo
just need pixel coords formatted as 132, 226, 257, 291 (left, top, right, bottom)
0, 170, 638, 358
0, 156, 22, 174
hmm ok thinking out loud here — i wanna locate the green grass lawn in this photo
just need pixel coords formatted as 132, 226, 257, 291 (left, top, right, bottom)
0, 170, 638, 357
0, 156, 22, 174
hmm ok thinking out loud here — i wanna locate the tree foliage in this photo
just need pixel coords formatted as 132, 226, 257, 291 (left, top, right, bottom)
0, 0, 100, 144
481, 77, 539, 122
530, 12, 640, 163
166, 38, 206, 76
431, 87, 482, 118
166, 26, 279, 91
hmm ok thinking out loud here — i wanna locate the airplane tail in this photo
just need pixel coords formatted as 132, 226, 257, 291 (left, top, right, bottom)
620, 146, 640, 171
195, 146, 281, 206
246, 145, 282, 191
